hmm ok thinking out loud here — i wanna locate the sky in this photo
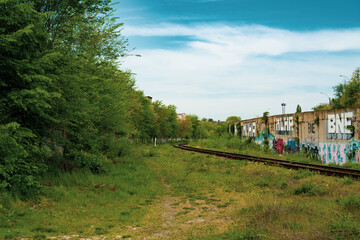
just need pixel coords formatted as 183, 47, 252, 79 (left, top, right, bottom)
114, 0, 360, 121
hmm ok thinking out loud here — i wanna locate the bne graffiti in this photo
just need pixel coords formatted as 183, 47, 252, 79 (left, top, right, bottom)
242, 122, 256, 137
326, 111, 353, 140
275, 117, 293, 135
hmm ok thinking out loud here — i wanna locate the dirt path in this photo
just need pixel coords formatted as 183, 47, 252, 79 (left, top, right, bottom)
121, 180, 236, 239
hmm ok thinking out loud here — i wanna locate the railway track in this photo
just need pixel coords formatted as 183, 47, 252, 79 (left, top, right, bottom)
174, 145, 360, 179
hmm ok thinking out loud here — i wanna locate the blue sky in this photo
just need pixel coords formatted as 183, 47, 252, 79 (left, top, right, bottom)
115, 0, 360, 120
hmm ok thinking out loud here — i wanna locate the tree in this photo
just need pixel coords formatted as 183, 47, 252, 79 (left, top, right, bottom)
296, 105, 302, 113
226, 116, 241, 135
313, 67, 360, 111
0, 0, 55, 194
332, 68, 360, 109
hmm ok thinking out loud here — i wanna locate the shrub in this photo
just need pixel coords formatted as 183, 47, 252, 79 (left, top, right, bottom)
293, 183, 317, 196
0, 123, 46, 197
67, 150, 112, 174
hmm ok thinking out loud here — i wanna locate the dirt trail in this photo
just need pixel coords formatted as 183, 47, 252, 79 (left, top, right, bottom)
121, 180, 235, 239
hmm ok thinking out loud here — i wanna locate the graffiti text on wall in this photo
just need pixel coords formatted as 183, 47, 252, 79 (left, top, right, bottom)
243, 122, 256, 137
319, 143, 347, 165
326, 111, 353, 140
275, 117, 293, 135
308, 123, 316, 134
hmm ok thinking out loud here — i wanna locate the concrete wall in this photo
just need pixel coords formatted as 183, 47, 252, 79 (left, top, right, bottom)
241, 108, 360, 165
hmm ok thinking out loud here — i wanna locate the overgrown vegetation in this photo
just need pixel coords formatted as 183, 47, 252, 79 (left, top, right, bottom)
1, 144, 360, 239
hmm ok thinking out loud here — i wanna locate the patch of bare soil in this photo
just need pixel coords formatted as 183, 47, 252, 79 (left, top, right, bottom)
122, 183, 236, 239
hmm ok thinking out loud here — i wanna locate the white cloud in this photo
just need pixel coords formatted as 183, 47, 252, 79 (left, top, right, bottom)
122, 23, 360, 120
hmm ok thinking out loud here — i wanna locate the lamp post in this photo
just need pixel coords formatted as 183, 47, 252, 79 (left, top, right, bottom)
320, 92, 331, 105
339, 75, 350, 81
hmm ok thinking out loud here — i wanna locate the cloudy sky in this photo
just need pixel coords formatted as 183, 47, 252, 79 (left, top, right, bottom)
115, 0, 360, 121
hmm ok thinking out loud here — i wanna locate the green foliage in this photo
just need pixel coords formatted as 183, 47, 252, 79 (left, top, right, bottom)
293, 183, 317, 196
296, 104, 302, 113
314, 67, 360, 110
67, 149, 112, 174
329, 215, 360, 239
332, 68, 360, 109
336, 194, 360, 210
0, 123, 46, 196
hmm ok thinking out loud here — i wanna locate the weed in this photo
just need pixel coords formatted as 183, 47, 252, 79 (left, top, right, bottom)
94, 227, 109, 235
293, 183, 317, 196
329, 215, 360, 239
33, 234, 46, 240
32, 226, 57, 233
217, 202, 231, 208
292, 169, 315, 179
336, 194, 360, 210
176, 210, 190, 216
183, 207, 195, 210
342, 177, 354, 185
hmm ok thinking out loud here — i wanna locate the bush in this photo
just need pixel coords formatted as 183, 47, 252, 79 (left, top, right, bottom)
67, 150, 112, 174
107, 137, 132, 158
293, 183, 317, 196
0, 123, 46, 197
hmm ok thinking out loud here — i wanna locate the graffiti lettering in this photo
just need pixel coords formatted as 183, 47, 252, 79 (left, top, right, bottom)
275, 117, 293, 135
346, 139, 360, 163
300, 141, 319, 159
326, 111, 353, 140
319, 143, 347, 165
255, 130, 275, 148
242, 122, 256, 137
308, 123, 316, 134
273, 139, 284, 154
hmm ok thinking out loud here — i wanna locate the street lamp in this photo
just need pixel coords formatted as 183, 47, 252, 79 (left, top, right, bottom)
320, 92, 331, 104
339, 75, 350, 81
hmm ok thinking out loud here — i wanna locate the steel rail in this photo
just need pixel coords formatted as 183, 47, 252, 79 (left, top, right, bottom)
174, 145, 360, 179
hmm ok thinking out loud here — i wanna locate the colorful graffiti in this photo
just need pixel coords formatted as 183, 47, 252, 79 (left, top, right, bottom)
286, 139, 298, 153
275, 117, 293, 135
255, 130, 275, 148
273, 139, 285, 154
346, 139, 360, 163
319, 143, 347, 165
326, 111, 353, 140
300, 140, 319, 159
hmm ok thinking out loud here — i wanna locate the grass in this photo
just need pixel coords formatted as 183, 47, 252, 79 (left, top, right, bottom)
188, 136, 334, 167
0, 143, 360, 239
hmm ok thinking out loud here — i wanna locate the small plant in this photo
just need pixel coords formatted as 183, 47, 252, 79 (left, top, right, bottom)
329, 215, 360, 239
94, 227, 109, 235
314, 115, 320, 126
67, 150, 112, 174
342, 177, 354, 185
336, 194, 360, 210
293, 169, 315, 179
293, 183, 317, 196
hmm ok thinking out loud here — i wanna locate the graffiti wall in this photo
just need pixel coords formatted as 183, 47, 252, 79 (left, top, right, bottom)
241, 108, 360, 165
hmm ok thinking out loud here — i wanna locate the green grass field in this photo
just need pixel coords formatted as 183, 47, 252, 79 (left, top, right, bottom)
1, 144, 360, 239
